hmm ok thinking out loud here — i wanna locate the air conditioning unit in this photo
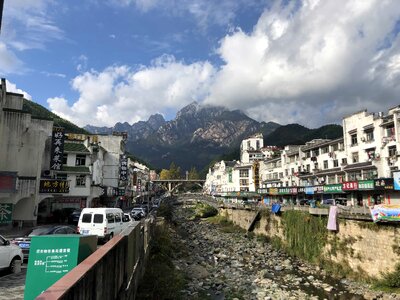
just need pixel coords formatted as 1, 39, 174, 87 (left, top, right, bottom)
361, 137, 366, 142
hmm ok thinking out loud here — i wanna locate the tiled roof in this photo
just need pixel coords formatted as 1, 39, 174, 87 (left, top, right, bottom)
58, 166, 90, 174
64, 142, 90, 153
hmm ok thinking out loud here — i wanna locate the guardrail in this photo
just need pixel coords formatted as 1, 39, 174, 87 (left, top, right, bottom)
37, 218, 155, 300
200, 197, 373, 221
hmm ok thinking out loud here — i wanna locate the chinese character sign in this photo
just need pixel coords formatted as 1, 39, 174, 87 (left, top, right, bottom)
39, 180, 70, 194
119, 154, 128, 182
50, 127, 65, 171
0, 203, 12, 224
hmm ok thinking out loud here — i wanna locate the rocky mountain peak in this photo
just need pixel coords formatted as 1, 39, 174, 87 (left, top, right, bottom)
147, 113, 165, 130
176, 101, 200, 119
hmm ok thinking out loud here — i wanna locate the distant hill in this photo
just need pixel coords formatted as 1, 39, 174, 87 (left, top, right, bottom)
264, 124, 343, 147
23, 99, 88, 134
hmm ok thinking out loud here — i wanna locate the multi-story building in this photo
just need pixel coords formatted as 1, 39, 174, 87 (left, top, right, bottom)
0, 79, 53, 226
205, 106, 400, 206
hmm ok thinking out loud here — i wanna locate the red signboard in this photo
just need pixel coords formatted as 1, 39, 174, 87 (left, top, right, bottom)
342, 181, 359, 191
0, 172, 17, 193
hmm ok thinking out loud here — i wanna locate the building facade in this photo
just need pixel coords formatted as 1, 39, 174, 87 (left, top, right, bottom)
205, 106, 400, 206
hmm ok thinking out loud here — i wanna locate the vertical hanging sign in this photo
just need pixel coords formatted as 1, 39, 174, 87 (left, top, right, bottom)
119, 154, 128, 182
50, 127, 65, 171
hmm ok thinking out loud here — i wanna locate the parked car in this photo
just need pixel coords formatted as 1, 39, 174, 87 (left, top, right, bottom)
11, 225, 76, 260
68, 209, 82, 225
130, 207, 146, 220
78, 208, 127, 242
0, 235, 24, 272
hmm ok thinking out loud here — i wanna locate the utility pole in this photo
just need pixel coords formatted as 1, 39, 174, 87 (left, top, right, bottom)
0, 0, 4, 33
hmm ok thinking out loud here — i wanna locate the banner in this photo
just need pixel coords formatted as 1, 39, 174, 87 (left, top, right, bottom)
342, 181, 358, 191
370, 204, 400, 222
50, 127, 65, 171
39, 180, 69, 194
358, 180, 374, 190
374, 178, 394, 190
323, 184, 343, 193
305, 186, 314, 195
119, 154, 128, 182
393, 173, 400, 190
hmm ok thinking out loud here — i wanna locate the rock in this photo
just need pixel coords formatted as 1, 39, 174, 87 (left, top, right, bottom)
274, 265, 283, 271
307, 275, 314, 281
188, 264, 209, 279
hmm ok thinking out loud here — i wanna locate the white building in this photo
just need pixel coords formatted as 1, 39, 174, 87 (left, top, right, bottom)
0, 79, 53, 226
205, 106, 400, 206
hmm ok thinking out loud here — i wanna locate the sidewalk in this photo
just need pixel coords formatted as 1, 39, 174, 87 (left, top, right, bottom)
0, 267, 27, 300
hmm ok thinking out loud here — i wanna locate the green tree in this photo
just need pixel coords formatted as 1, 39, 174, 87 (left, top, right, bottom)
169, 162, 181, 179
188, 167, 199, 180
159, 169, 170, 179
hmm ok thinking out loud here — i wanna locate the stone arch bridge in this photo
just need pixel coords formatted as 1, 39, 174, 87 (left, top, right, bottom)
152, 179, 205, 193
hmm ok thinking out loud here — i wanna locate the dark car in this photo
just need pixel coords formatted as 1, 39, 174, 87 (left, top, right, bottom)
68, 209, 82, 225
11, 225, 77, 260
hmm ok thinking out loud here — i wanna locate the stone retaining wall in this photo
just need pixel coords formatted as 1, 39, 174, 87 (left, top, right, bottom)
220, 208, 400, 279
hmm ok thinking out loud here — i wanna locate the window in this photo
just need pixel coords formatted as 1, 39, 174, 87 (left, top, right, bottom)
352, 152, 359, 163
348, 171, 361, 181
386, 125, 395, 137
351, 134, 357, 146
333, 159, 339, 167
56, 174, 67, 180
76, 175, 86, 187
285, 169, 288, 176
239, 170, 249, 177
106, 213, 115, 223
291, 168, 294, 175
364, 170, 378, 180
247, 141, 250, 149
115, 213, 121, 222
321, 147, 329, 154
62, 153, 68, 165
389, 146, 396, 157
94, 214, 103, 223
82, 214, 92, 223
306, 164, 310, 172
366, 148, 376, 160
239, 179, 249, 186
332, 144, 338, 151
341, 158, 347, 165
365, 130, 374, 142
256, 140, 260, 150
328, 175, 336, 184
323, 160, 328, 169
76, 154, 86, 166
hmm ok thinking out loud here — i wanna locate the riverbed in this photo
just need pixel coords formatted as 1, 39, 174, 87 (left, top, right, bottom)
172, 198, 399, 300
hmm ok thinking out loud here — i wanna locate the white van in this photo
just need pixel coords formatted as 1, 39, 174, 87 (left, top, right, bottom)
78, 208, 127, 242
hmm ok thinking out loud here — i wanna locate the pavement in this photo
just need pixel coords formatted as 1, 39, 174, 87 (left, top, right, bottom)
0, 267, 27, 300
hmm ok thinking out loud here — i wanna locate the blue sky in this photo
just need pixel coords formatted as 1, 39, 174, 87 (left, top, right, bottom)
2, 0, 400, 128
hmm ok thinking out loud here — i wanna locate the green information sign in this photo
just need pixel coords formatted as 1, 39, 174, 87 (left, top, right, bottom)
358, 180, 374, 190
24, 234, 97, 300
323, 184, 343, 193
0, 203, 13, 224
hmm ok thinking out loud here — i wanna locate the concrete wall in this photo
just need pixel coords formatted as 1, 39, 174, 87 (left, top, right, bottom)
38, 218, 155, 300
220, 207, 400, 279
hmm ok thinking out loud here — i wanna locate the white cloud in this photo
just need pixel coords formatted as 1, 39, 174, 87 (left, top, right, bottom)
49, 0, 400, 128
0, 42, 23, 74
5, 80, 32, 100
47, 56, 216, 127
204, 0, 400, 127
0, 0, 64, 74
